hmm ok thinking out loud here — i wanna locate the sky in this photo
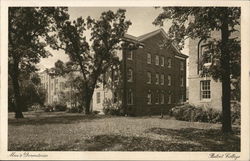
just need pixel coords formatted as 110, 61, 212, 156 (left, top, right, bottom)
38, 7, 189, 71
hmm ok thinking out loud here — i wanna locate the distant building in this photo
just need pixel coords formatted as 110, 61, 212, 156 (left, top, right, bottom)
40, 71, 82, 109
93, 29, 188, 116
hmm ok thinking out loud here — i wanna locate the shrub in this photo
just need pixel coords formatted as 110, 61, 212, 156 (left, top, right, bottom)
44, 105, 54, 112
67, 106, 83, 113
170, 103, 240, 124
103, 98, 122, 116
54, 104, 67, 111
231, 101, 240, 125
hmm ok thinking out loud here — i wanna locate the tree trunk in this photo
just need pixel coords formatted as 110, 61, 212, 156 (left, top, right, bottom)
83, 86, 94, 115
11, 60, 24, 118
220, 8, 232, 133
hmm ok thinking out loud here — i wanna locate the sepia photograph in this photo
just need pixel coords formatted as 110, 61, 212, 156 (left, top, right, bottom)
1, 0, 250, 160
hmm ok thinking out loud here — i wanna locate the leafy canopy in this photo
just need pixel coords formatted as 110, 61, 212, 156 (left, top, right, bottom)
153, 7, 240, 81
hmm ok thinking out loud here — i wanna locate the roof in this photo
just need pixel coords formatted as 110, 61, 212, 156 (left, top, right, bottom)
124, 29, 188, 59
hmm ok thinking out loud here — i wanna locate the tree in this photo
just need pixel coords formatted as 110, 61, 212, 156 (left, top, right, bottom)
153, 7, 240, 133
8, 7, 69, 118
53, 9, 132, 114
8, 73, 46, 112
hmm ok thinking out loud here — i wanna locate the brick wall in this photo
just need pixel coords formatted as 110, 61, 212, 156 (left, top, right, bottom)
123, 32, 187, 116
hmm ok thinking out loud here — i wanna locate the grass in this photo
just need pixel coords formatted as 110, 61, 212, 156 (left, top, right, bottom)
8, 111, 240, 151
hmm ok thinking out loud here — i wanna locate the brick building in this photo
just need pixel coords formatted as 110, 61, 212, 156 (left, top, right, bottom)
93, 29, 188, 116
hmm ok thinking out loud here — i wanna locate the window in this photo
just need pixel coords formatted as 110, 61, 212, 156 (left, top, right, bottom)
180, 61, 184, 71
160, 74, 164, 85
147, 72, 152, 84
127, 68, 133, 82
147, 90, 152, 105
127, 51, 133, 60
160, 93, 164, 104
155, 90, 159, 104
168, 93, 172, 104
200, 80, 211, 99
201, 44, 212, 64
97, 92, 101, 104
179, 92, 184, 103
180, 76, 184, 87
156, 73, 159, 85
147, 53, 151, 64
167, 58, 172, 68
160, 56, 164, 66
155, 55, 159, 65
168, 75, 171, 86
127, 89, 133, 105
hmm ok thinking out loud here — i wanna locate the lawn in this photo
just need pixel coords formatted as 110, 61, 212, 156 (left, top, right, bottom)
8, 111, 240, 151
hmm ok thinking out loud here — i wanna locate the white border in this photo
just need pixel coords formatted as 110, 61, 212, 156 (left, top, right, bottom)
1, 0, 250, 160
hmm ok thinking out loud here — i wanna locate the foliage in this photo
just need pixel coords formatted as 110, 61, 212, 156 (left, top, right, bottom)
103, 98, 122, 116
8, 73, 46, 112
170, 103, 240, 125
154, 7, 241, 132
51, 9, 133, 114
8, 7, 69, 118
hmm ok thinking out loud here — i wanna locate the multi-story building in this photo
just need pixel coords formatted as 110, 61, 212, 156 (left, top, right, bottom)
188, 28, 240, 110
40, 71, 81, 108
93, 29, 188, 116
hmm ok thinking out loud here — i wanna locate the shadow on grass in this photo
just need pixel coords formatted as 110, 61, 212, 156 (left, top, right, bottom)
144, 127, 240, 151
48, 128, 240, 151
8, 113, 109, 126
8, 127, 240, 151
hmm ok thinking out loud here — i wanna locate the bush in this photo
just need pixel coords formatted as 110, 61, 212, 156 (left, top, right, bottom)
170, 103, 240, 124
67, 106, 83, 113
231, 101, 240, 125
103, 98, 122, 116
54, 104, 67, 111
44, 105, 54, 112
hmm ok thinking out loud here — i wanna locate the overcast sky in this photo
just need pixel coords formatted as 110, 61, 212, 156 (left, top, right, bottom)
38, 7, 189, 71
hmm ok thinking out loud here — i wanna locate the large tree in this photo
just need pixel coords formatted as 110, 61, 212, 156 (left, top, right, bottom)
153, 7, 240, 133
8, 7, 69, 118
52, 9, 132, 114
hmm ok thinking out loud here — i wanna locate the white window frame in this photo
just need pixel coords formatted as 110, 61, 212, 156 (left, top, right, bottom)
201, 44, 212, 66
147, 72, 152, 84
147, 90, 152, 105
156, 73, 159, 85
147, 53, 151, 64
127, 68, 133, 82
200, 80, 211, 100
160, 56, 164, 67
155, 55, 159, 66
168, 75, 171, 86
160, 74, 164, 85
